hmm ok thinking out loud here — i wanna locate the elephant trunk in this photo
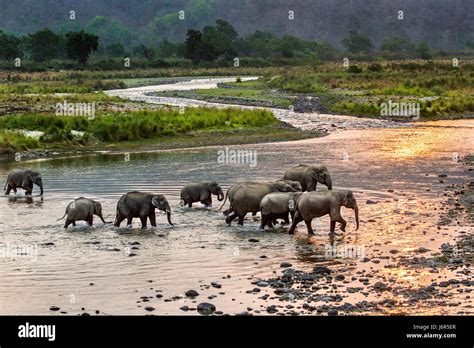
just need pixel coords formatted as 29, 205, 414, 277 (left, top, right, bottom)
217, 188, 225, 201
325, 176, 333, 190
166, 210, 173, 226
39, 183, 44, 196
354, 204, 359, 230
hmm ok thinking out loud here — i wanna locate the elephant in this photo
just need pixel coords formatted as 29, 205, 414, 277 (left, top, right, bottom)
283, 164, 332, 191
58, 197, 108, 228
220, 181, 298, 226
114, 191, 173, 228
180, 182, 224, 207
259, 192, 303, 229
4, 169, 44, 196
221, 179, 302, 216
288, 190, 359, 236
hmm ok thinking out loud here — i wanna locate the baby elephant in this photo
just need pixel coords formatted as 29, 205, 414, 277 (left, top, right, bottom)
58, 197, 108, 228
288, 190, 359, 235
180, 182, 224, 208
4, 169, 44, 196
259, 192, 302, 229
114, 191, 173, 228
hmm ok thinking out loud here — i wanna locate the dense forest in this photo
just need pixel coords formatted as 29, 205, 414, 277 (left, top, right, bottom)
0, 0, 472, 51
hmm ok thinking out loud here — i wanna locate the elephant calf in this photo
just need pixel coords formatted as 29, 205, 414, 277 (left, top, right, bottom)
288, 190, 359, 235
259, 192, 302, 229
180, 182, 224, 208
114, 191, 173, 229
4, 169, 44, 196
58, 197, 107, 228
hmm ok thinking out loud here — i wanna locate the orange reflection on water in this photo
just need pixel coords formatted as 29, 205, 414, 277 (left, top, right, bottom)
380, 121, 474, 161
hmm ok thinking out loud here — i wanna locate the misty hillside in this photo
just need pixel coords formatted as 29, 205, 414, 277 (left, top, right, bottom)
0, 0, 472, 50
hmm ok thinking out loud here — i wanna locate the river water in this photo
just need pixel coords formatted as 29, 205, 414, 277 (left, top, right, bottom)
0, 78, 472, 315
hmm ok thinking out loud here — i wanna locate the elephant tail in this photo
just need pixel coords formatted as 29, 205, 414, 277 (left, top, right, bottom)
57, 211, 67, 221
3, 180, 7, 191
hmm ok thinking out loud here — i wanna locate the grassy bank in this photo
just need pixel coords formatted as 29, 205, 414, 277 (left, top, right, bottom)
0, 106, 315, 157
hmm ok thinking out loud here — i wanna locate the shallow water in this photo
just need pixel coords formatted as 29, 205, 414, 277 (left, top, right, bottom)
1, 79, 473, 315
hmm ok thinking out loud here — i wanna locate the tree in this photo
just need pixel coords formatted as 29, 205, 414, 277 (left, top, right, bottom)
0, 30, 22, 60
184, 29, 202, 64
134, 44, 155, 60
158, 40, 176, 58
28, 29, 61, 62
104, 43, 125, 57
411, 42, 432, 59
380, 36, 410, 52
341, 31, 373, 53
66, 31, 99, 64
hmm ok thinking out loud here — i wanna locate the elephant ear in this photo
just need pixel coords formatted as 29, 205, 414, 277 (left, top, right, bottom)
310, 169, 321, 181
93, 201, 102, 214
342, 191, 352, 205
151, 196, 160, 208
200, 188, 210, 201
21, 174, 32, 187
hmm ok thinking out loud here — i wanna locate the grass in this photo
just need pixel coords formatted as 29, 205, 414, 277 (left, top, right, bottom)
0, 107, 282, 153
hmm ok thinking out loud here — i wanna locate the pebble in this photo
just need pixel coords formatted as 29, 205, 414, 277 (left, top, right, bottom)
248, 238, 259, 243
144, 306, 155, 312
280, 262, 293, 268
197, 302, 216, 314
49, 306, 60, 311
185, 290, 199, 297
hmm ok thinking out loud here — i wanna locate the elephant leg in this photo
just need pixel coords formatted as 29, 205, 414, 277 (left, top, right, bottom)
188, 202, 192, 208
201, 196, 212, 206
114, 213, 126, 227
140, 215, 147, 229
330, 220, 336, 234
304, 219, 314, 235
338, 217, 347, 232
288, 211, 303, 234
149, 213, 157, 227
225, 212, 238, 224
283, 213, 290, 225
252, 212, 257, 216
126, 215, 133, 225
260, 214, 267, 229
87, 214, 94, 227
64, 219, 73, 229
222, 209, 230, 216
5, 184, 12, 195
267, 215, 274, 229
237, 213, 246, 226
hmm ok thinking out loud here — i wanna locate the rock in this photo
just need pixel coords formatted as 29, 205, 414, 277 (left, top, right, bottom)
236, 311, 251, 316
416, 247, 430, 253
373, 282, 390, 291
313, 266, 331, 274
283, 268, 296, 277
144, 306, 155, 312
389, 249, 399, 254
360, 257, 371, 262
266, 305, 278, 314
211, 282, 222, 289
185, 290, 199, 297
335, 275, 345, 281
180, 306, 189, 312
327, 309, 338, 316
257, 281, 269, 287
438, 281, 449, 287
438, 174, 448, 178
49, 306, 60, 311
280, 262, 293, 268
197, 302, 216, 315
366, 200, 378, 204
129, 253, 137, 257
248, 238, 259, 243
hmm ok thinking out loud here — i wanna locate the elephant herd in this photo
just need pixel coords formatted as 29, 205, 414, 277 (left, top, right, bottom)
3, 164, 360, 235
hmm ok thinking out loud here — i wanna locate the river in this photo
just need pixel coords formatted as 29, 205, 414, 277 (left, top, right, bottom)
0, 77, 472, 315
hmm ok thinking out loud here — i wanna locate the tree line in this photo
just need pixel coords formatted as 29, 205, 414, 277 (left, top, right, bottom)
0, 19, 441, 65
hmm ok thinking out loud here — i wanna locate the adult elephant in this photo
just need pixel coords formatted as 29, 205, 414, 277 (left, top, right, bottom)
283, 164, 332, 192
259, 191, 303, 229
4, 169, 44, 196
114, 191, 173, 228
58, 197, 108, 228
220, 179, 302, 216
288, 190, 359, 235
180, 182, 224, 207
221, 181, 298, 226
